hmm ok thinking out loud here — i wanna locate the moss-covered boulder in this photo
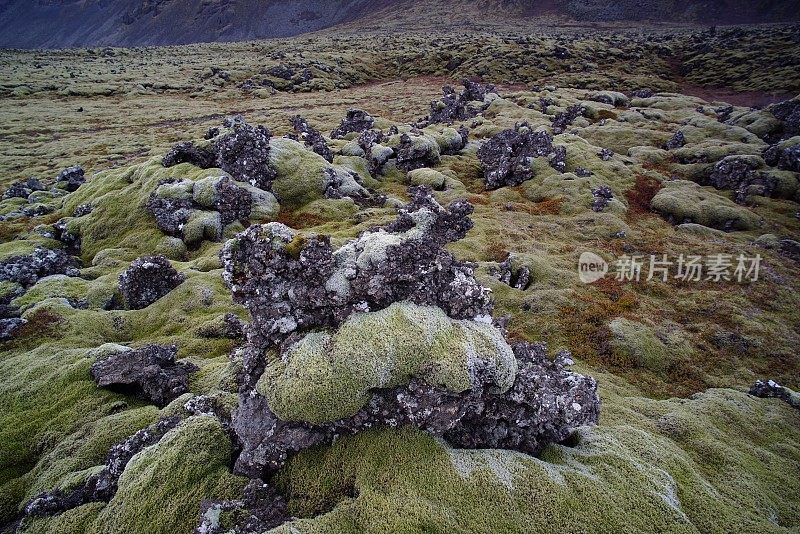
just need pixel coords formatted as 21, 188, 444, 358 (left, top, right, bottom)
258, 302, 517, 424
90, 416, 245, 534
650, 180, 761, 231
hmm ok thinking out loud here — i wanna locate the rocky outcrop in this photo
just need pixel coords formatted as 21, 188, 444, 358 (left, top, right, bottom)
330, 109, 374, 139
663, 130, 686, 150
763, 142, 800, 172
395, 133, 441, 171
0, 247, 80, 288
768, 98, 800, 140
551, 104, 583, 134
290, 115, 333, 162
426, 80, 497, 124
703, 156, 775, 205
56, 166, 86, 192
118, 255, 185, 310
233, 339, 597, 479
195, 480, 291, 534
491, 255, 532, 290
591, 185, 614, 212
90, 345, 195, 406
214, 117, 277, 190
749, 379, 800, 409
2, 177, 46, 200
477, 123, 558, 189
220, 184, 600, 501
221, 186, 490, 382
162, 141, 217, 169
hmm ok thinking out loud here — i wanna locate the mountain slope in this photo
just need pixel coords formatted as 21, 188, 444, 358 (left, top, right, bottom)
0, 0, 799, 49
0, 0, 378, 48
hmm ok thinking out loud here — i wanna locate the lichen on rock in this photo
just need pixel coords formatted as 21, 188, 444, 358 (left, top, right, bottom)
118, 255, 185, 309
90, 344, 195, 406
330, 109, 374, 139
425, 80, 498, 124
477, 123, 559, 189
219, 183, 600, 497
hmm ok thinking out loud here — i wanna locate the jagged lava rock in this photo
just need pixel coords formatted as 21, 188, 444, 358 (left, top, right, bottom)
0, 246, 80, 288
162, 141, 217, 169
215, 117, 276, 190
90, 345, 195, 406
478, 123, 557, 189
221, 186, 490, 374
56, 165, 85, 192
290, 114, 333, 162
330, 109, 374, 139
118, 255, 185, 309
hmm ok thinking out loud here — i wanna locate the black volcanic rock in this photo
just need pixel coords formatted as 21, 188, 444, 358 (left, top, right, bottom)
232, 341, 599, 479
330, 109, 375, 139
118, 255, 185, 310
90, 345, 195, 406
162, 141, 217, 169
478, 123, 557, 189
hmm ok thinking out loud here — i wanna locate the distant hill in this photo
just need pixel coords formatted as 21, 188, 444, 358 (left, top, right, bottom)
0, 0, 798, 49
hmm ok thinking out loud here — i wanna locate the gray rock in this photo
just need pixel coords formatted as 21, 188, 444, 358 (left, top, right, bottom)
705, 156, 775, 204
162, 141, 217, 169
478, 123, 556, 189
195, 480, 291, 534
427, 80, 496, 124
0, 247, 80, 287
221, 186, 491, 384
591, 185, 614, 212
56, 166, 85, 192
552, 104, 583, 134
290, 115, 333, 162
21, 417, 182, 522
749, 379, 800, 409
147, 191, 194, 238
232, 342, 599, 478
118, 255, 185, 310
663, 130, 686, 150
90, 344, 195, 406
215, 117, 276, 190
330, 109, 374, 139
395, 133, 440, 171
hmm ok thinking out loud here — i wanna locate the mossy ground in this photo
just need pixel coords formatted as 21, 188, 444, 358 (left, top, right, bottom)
1, 20, 799, 534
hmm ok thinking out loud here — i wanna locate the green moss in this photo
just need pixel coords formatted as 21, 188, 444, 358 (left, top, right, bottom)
406, 168, 446, 190
257, 302, 516, 424
155, 179, 195, 202
650, 180, 761, 231
242, 184, 279, 222
272, 387, 800, 533
11, 275, 90, 311
609, 318, 683, 372
295, 198, 360, 224
20, 502, 106, 534
89, 416, 246, 534
183, 210, 222, 247
154, 236, 188, 261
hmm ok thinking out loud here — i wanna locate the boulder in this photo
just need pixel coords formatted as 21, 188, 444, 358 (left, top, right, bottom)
56, 166, 85, 192
90, 344, 194, 406
118, 255, 185, 309
330, 109, 374, 139
478, 123, 557, 189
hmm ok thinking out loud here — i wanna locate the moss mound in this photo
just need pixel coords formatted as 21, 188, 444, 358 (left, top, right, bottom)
271, 387, 800, 533
258, 302, 516, 424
